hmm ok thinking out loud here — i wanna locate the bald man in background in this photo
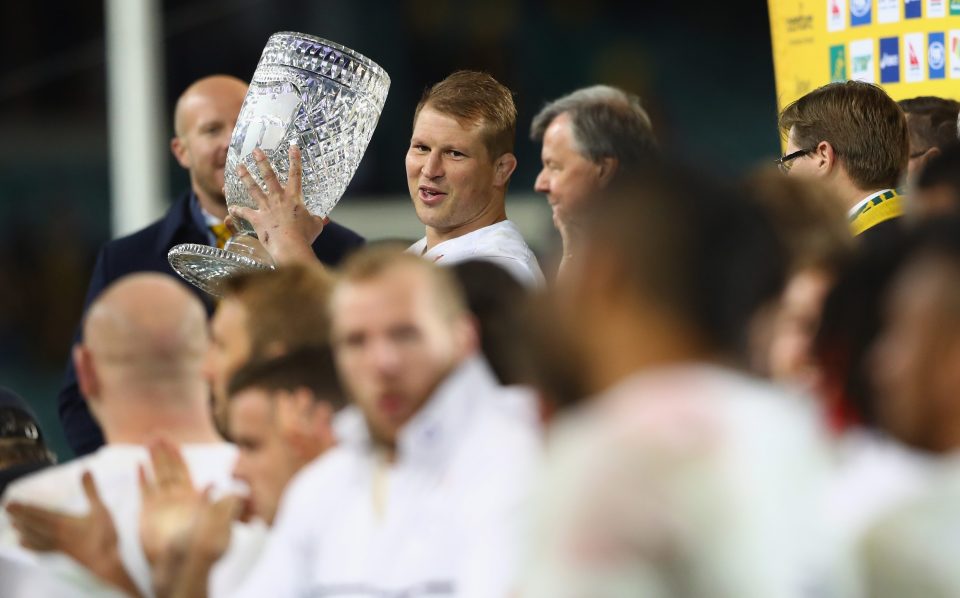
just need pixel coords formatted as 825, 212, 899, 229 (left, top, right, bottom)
2, 274, 239, 597
59, 75, 365, 457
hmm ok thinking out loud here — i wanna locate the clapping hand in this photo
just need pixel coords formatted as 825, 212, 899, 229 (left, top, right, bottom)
6, 471, 143, 597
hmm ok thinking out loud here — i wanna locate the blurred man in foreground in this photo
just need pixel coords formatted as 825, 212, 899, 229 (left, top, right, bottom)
2, 274, 234, 597
518, 166, 837, 597
862, 217, 960, 598
225, 248, 540, 597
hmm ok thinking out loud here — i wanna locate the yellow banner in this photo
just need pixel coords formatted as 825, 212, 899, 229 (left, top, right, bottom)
769, 0, 960, 110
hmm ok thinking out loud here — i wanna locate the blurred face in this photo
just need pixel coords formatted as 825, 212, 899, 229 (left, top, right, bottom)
910, 184, 960, 220
534, 113, 604, 230
872, 257, 960, 451
331, 266, 470, 447
203, 298, 252, 433
406, 106, 508, 237
767, 269, 833, 387
172, 81, 246, 207
229, 389, 303, 525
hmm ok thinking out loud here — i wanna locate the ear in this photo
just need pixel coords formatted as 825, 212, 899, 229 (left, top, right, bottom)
73, 344, 101, 406
279, 389, 327, 459
812, 140, 837, 174
457, 313, 481, 358
493, 153, 518, 187
307, 401, 337, 453
170, 136, 191, 169
596, 156, 619, 187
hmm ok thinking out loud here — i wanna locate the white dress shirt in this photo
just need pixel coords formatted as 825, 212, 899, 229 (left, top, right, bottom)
861, 452, 960, 598
407, 220, 545, 287
0, 443, 255, 598
233, 356, 542, 598
518, 365, 837, 598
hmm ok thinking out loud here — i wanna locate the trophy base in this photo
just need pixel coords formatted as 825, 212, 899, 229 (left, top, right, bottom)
168, 243, 273, 298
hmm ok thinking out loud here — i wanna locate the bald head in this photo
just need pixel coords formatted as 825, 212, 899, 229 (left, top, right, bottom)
171, 75, 248, 217
83, 274, 208, 384
173, 75, 248, 137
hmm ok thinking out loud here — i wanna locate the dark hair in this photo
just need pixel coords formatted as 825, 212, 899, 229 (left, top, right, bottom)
585, 162, 787, 361
227, 345, 347, 412
898, 96, 960, 153
415, 70, 517, 157
779, 81, 908, 190
915, 142, 960, 198
744, 168, 854, 274
450, 260, 532, 386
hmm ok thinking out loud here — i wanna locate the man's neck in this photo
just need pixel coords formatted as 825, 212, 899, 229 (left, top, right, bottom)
100, 395, 223, 446
585, 307, 713, 396
194, 188, 228, 221
424, 202, 507, 251
836, 180, 889, 215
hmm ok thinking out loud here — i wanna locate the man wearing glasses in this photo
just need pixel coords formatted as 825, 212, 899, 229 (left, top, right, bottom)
776, 81, 908, 241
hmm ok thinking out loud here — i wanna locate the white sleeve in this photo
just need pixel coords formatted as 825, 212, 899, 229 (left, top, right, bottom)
225, 469, 320, 598
456, 424, 541, 598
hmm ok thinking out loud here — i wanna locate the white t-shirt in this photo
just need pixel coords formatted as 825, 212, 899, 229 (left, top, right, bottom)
232, 356, 542, 598
0, 443, 259, 598
407, 220, 545, 287
517, 365, 836, 598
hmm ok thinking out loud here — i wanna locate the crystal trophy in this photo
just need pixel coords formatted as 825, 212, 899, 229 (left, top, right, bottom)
168, 32, 390, 296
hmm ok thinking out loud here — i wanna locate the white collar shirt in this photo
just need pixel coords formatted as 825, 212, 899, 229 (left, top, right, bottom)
407, 220, 545, 287
518, 364, 837, 598
0, 443, 257, 598
233, 356, 542, 598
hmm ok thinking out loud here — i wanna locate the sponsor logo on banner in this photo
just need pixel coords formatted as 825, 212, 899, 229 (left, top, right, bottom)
880, 37, 901, 83
952, 0, 960, 15
928, 0, 947, 17
904, 33, 925, 82
830, 45, 848, 81
930, 33, 946, 78
879, 0, 901, 22
905, 0, 923, 18
829, 0, 848, 31
851, 39, 876, 82
950, 30, 960, 77
852, 0, 872, 25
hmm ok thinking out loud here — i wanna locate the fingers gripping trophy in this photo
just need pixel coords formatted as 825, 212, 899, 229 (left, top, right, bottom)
169, 32, 390, 296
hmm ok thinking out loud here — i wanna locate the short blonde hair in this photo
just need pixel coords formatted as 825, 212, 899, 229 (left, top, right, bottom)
414, 70, 517, 158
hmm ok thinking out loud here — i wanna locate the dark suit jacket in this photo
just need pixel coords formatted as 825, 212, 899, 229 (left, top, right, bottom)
59, 191, 364, 456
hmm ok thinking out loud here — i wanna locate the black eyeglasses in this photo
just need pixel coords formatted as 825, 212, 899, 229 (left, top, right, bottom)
775, 149, 812, 174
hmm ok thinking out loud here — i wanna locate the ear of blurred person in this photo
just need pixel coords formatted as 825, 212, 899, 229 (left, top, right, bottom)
0, 273, 245, 597
910, 141, 960, 220
227, 246, 541, 597
898, 96, 960, 186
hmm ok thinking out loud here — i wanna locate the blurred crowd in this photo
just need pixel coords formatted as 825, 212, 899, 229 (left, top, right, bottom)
1, 67, 960, 597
